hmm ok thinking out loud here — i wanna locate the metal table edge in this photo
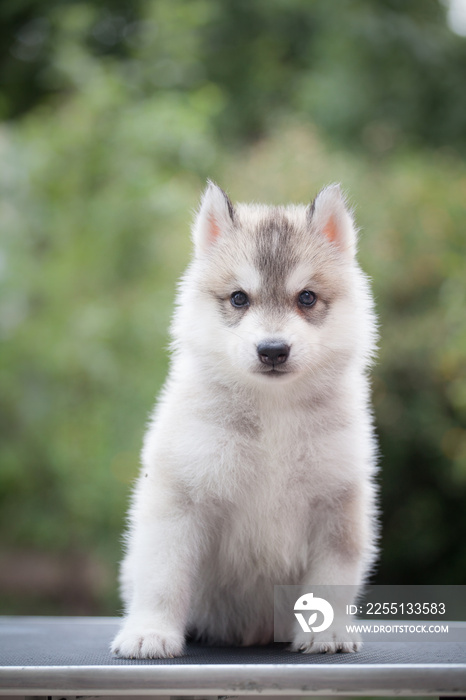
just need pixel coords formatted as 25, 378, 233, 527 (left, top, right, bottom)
1, 662, 465, 696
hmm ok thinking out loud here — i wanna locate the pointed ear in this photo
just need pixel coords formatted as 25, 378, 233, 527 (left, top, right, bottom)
308, 184, 357, 257
192, 180, 236, 254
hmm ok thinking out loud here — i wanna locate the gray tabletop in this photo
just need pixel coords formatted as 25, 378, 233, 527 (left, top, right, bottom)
0, 616, 465, 696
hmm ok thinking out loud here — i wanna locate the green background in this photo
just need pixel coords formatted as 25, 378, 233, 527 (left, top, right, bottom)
0, 0, 465, 614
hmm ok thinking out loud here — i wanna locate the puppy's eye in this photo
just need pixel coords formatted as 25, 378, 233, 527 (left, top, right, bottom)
231, 291, 249, 308
298, 290, 317, 307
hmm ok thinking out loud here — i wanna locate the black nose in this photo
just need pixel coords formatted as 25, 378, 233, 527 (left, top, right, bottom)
257, 341, 290, 366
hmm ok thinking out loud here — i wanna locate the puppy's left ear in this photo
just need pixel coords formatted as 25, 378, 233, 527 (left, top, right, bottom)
308, 184, 357, 257
192, 180, 236, 254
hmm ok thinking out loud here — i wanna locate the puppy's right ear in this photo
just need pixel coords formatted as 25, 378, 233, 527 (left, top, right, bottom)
192, 180, 235, 254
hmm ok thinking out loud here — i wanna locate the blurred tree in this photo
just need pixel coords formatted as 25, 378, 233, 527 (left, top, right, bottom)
1, 0, 466, 153
0, 0, 143, 118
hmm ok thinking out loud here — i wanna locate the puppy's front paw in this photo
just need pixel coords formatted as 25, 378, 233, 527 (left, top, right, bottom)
111, 623, 184, 659
290, 625, 362, 654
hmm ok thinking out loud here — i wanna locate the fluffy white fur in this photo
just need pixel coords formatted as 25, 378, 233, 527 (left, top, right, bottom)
111, 182, 378, 658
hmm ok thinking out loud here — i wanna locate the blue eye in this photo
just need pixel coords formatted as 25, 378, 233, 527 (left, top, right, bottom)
231, 291, 249, 308
298, 290, 317, 307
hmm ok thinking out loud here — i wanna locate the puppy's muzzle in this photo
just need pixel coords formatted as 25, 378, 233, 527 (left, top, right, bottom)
257, 341, 290, 367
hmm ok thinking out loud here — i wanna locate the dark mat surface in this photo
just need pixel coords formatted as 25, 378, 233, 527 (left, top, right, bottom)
1, 617, 465, 667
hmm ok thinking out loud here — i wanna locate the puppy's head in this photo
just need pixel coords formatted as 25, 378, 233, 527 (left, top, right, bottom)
173, 181, 375, 387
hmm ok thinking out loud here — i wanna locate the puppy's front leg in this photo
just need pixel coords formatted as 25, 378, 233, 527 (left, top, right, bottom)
111, 486, 202, 659
291, 484, 375, 655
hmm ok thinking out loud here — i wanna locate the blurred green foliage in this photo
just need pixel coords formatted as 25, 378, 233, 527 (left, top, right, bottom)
3, 0, 466, 152
0, 0, 465, 613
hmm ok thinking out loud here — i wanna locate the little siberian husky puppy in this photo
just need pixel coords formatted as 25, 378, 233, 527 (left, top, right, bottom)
112, 182, 378, 658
